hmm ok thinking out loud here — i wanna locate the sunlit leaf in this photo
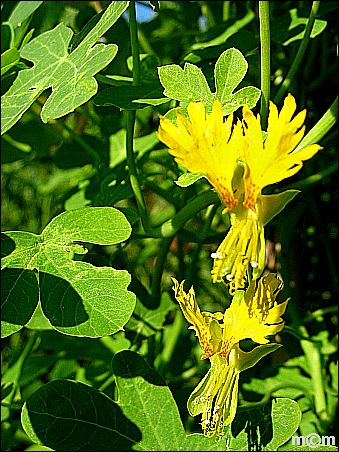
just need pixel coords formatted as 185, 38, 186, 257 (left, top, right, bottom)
158, 48, 260, 116
21, 379, 141, 451
1, 207, 135, 338
230, 398, 302, 450
113, 350, 226, 451
1, 1, 129, 135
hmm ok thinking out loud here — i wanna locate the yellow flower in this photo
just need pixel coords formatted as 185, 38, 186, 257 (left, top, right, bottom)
242, 93, 322, 211
159, 94, 321, 292
158, 94, 321, 214
157, 100, 244, 211
172, 274, 288, 437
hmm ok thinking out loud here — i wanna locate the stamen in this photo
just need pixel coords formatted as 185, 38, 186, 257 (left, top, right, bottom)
211, 251, 223, 259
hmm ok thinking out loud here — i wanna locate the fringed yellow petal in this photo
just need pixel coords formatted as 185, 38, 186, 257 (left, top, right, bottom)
242, 93, 322, 212
220, 274, 287, 356
171, 278, 222, 359
158, 100, 243, 211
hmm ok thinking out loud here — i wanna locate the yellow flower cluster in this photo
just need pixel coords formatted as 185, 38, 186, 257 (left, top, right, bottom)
157, 94, 321, 437
158, 94, 321, 293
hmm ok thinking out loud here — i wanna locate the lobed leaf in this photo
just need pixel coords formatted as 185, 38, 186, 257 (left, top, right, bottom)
1, 1, 129, 135
1, 207, 135, 338
158, 48, 260, 117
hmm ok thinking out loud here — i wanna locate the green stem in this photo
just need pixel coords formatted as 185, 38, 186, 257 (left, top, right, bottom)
129, 1, 141, 86
258, 1, 271, 130
201, 1, 216, 28
62, 121, 102, 170
126, 111, 151, 233
294, 97, 338, 151
126, 1, 151, 234
152, 190, 219, 238
157, 309, 185, 376
299, 325, 329, 424
2, 332, 38, 408
185, 204, 218, 286
223, 1, 230, 21
34, 100, 101, 170
274, 1, 320, 103
151, 237, 173, 300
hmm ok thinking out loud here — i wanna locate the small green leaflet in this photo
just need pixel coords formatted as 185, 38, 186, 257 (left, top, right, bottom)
1, 1, 129, 135
158, 47, 261, 117
1, 207, 135, 338
175, 172, 205, 187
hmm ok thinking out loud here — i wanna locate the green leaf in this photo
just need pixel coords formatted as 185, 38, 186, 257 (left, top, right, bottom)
1, 23, 14, 52
1, 48, 20, 75
184, 30, 258, 64
158, 62, 215, 105
191, 11, 255, 50
243, 366, 313, 400
21, 379, 142, 451
158, 48, 260, 117
1, 207, 135, 338
271, 8, 327, 46
175, 172, 206, 187
7, 1, 43, 29
215, 48, 261, 115
230, 398, 301, 451
21, 354, 226, 451
113, 350, 226, 451
1, 1, 129, 135
257, 190, 300, 226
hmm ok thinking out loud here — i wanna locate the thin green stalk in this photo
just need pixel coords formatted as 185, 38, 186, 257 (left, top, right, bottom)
152, 190, 219, 238
274, 1, 320, 103
2, 333, 39, 410
129, 1, 141, 86
126, 111, 151, 233
286, 299, 329, 424
201, 1, 216, 28
223, 1, 230, 21
34, 100, 101, 170
186, 204, 218, 286
299, 325, 329, 424
294, 97, 338, 152
258, 1, 271, 130
157, 309, 185, 375
151, 237, 173, 300
127, 1, 151, 234
61, 121, 102, 170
